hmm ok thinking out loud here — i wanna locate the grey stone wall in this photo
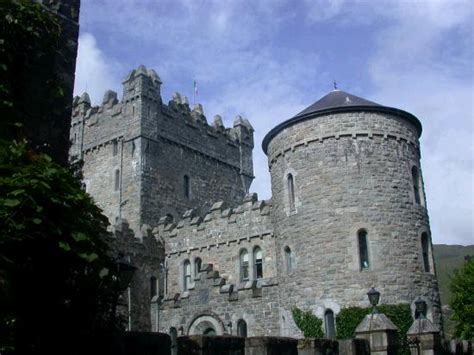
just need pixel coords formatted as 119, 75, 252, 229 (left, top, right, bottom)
266, 111, 441, 335
154, 194, 279, 336
70, 65, 254, 232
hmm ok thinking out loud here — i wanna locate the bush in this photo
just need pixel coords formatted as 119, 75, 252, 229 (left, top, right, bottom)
292, 307, 324, 338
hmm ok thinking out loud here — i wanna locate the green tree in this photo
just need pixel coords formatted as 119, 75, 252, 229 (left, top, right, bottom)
450, 256, 474, 339
292, 307, 324, 338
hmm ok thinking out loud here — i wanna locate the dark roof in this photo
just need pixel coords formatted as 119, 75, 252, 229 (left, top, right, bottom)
293, 90, 382, 117
262, 90, 422, 154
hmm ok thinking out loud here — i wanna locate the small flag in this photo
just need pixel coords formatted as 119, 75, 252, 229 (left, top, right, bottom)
194, 80, 198, 96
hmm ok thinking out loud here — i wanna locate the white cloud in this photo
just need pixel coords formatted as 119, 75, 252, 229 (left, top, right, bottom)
74, 33, 122, 105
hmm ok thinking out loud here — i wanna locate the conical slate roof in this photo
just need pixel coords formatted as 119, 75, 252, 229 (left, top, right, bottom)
262, 89, 422, 154
293, 90, 382, 118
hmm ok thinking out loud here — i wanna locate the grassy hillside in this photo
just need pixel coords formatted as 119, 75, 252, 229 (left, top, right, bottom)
433, 244, 474, 305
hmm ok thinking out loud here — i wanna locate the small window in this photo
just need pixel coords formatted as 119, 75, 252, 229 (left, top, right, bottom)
285, 246, 293, 272
132, 105, 135, 116
421, 233, 431, 272
240, 250, 249, 281
114, 169, 120, 191
358, 230, 369, 270
324, 309, 336, 338
254, 247, 263, 279
150, 276, 157, 298
113, 140, 118, 156
183, 260, 191, 291
184, 175, 190, 200
147, 105, 151, 117
287, 173, 295, 211
412, 166, 421, 204
237, 319, 247, 337
194, 257, 202, 277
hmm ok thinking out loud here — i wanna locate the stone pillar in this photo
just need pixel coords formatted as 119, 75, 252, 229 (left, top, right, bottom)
245, 337, 298, 355
407, 318, 441, 355
297, 338, 338, 354
355, 313, 399, 355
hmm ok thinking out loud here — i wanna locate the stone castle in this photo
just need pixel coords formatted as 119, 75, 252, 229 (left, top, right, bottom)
69, 65, 441, 338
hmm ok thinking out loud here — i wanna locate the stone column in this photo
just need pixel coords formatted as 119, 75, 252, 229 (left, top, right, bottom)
407, 318, 441, 355
355, 313, 399, 355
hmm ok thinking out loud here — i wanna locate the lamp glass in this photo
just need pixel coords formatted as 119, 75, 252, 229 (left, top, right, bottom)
367, 287, 380, 307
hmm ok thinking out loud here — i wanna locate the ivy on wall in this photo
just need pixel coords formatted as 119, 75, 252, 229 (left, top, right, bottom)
292, 307, 324, 338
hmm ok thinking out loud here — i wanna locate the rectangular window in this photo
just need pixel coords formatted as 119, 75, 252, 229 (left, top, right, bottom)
113, 140, 118, 156
358, 231, 369, 270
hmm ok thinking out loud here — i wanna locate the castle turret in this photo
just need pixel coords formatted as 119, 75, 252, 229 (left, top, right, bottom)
263, 90, 441, 335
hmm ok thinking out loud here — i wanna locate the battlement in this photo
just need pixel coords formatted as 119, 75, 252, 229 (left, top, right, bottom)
153, 193, 273, 255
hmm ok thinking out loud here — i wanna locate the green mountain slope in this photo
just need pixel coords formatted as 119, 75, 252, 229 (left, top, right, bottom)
433, 244, 474, 305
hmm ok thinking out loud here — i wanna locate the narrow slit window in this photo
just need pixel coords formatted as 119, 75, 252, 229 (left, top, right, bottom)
113, 140, 118, 156
285, 246, 293, 272
287, 173, 295, 211
114, 169, 120, 191
183, 260, 191, 291
412, 166, 421, 204
240, 250, 249, 281
324, 309, 336, 338
254, 247, 263, 279
150, 276, 157, 298
358, 230, 369, 270
184, 175, 190, 199
421, 233, 430, 272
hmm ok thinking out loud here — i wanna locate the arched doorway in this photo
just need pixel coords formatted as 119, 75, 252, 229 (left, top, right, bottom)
188, 314, 225, 336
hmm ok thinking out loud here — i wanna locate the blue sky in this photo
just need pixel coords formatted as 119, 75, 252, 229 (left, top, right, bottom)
74, 0, 473, 245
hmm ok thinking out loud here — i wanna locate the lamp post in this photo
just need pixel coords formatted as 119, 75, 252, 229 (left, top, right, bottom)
367, 287, 380, 314
111, 255, 136, 330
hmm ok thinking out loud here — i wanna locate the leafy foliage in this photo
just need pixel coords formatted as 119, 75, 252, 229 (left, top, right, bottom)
0, 142, 120, 354
450, 256, 474, 339
292, 307, 324, 338
336, 304, 413, 354
0, 0, 64, 144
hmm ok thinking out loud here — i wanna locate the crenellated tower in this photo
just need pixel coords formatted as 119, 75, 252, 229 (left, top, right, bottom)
69, 65, 254, 233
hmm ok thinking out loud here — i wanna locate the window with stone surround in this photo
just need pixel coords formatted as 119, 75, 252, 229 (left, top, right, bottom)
114, 169, 120, 191
421, 233, 431, 272
184, 175, 191, 200
358, 230, 369, 270
183, 260, 191, 291
324, 309, 336, 338
237, 319, 247, 337
194, 257, 202, 278
240, 250, 249, 281
253, 246, 263, 279
287, 173, 295, 211
285, 246, 293, 272
412, 166, 422, 205
150, 276, 157, 298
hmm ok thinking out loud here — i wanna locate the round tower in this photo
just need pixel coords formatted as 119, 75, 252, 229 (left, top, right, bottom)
262, 90, 441, 335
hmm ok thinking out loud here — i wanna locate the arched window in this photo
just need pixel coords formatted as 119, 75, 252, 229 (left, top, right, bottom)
412, 166, 421, 204
358, 230, 369, 270
183, 260, 191, 291
254, 247, 263, 279
285, 246, 293, 272
194, 257, 202, 277
324, 309, 336, 338
240, 250, 249, 281
237, 319, 247, 337
184, 175, 190, 199
150, 276, 157, 298
114, 169, 120, 191
421, 233, 431, 272
287, 173, 295, 211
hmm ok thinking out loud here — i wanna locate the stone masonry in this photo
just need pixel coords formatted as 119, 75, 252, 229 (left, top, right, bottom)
70, 69, 442, 337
